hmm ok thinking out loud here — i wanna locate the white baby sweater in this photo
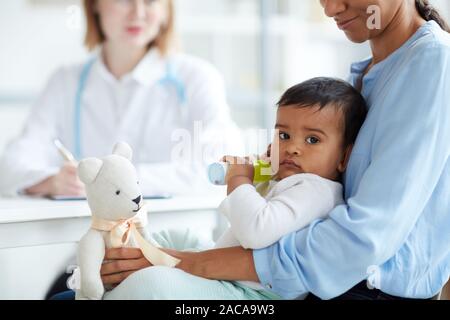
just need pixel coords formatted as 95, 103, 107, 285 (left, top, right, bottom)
215, 173, 344, 291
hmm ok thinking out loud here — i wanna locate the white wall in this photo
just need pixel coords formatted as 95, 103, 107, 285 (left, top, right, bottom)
0, 0, 87, 96
0, 105, 29, 154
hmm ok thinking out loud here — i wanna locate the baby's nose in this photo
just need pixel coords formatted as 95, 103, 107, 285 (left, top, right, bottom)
132, 195, 142, 205
287, 144, 302, 156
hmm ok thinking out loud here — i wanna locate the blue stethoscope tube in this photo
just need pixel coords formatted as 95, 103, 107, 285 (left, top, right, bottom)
73, 58, 187, 160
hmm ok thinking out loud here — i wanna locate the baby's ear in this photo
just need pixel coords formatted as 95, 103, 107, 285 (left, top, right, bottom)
112, 142, 133, 161
338, 145, 353, 173
78, 158, 103, 185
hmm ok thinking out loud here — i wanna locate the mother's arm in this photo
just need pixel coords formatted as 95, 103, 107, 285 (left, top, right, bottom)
101, 246, 259, 286
163, 247, 259, 282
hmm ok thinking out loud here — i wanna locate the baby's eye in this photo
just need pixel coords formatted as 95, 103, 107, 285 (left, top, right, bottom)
116, 190, 121, 195
279, 132, 290, 140
137, 181, 140, 185
306, 136, 320, 144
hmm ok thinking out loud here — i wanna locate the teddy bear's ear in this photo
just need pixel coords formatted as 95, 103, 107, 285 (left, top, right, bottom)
78, 158, 103, 185
112, 142, 133, 161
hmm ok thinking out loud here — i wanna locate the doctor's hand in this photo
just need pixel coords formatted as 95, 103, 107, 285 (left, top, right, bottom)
101, 248, 151, 287
49, 162, 85, 196
25, 162, 85, 197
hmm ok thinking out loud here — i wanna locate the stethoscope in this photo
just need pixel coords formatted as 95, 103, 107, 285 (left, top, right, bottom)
73, 57, 187, 159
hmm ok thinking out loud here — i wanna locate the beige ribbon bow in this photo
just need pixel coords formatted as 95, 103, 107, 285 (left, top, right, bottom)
91, 205, 180, 267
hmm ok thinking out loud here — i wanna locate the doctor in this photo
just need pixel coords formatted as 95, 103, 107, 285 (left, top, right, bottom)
0, 0, 241, 197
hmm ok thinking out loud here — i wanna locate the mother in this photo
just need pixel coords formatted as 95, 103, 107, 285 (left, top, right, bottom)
103, 0, 450, 300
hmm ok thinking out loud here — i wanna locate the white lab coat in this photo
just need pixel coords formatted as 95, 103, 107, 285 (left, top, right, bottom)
0, 49, 243, 196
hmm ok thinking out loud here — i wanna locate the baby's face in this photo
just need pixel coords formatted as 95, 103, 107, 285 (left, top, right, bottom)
272, 104, 349, 181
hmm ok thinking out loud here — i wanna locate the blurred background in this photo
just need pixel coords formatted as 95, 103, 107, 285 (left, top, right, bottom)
1, 0, 449, 154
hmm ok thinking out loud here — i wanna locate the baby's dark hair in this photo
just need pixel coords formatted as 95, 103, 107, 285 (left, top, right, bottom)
277, 77, 368, 147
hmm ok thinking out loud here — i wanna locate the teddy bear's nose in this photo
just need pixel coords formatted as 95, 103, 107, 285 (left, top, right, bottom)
132, 195, 142, 205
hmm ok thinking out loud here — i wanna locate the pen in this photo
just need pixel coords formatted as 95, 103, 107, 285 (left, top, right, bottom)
54, 139, 76, 163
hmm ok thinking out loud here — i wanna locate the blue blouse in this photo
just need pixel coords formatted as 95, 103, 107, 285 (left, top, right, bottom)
253, 21, 450, 299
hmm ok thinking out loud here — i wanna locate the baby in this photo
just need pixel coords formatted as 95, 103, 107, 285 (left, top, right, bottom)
214, 77, 367, 298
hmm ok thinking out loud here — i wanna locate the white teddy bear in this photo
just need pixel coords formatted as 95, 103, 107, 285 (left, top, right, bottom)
76, 142, 180, 300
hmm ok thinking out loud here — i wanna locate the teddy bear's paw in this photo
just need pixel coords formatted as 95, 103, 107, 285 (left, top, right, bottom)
81, 279, 105, 300
75, 291, 89, 301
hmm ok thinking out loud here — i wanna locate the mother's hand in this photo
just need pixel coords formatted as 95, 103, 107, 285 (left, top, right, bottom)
101, 248, 152, 287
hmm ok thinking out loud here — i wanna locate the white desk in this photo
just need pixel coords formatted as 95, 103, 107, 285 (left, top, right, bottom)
0, 195, 226, 300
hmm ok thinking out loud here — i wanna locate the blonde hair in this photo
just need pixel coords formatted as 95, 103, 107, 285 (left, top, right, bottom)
83, 0, 175, 55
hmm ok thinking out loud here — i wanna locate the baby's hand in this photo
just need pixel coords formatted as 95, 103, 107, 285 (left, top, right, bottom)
221, 155, 254, 186
260, 144, 272, 162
